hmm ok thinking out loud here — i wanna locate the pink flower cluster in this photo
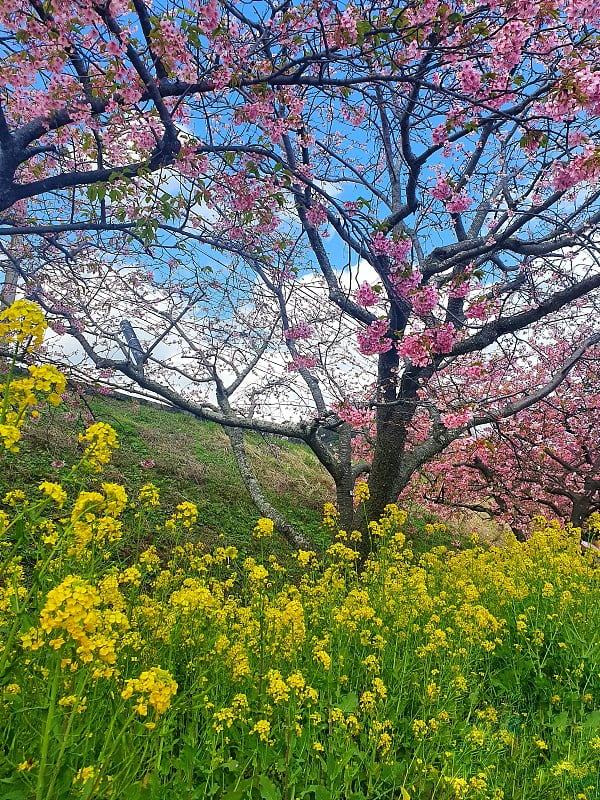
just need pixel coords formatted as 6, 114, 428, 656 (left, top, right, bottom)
432, 123, 448, 145
389, 268, 422, 299
431, 174, 452, 201
448, 270, 475, 299
370, 232, 411, 264
335, 403, 374, 427
491, 19, 531, 71
551, 146, 600, 191
458, 62, 482, 94
305, 203, 328, 227
343, 201, 360, 216
440, 409, 472, 429
434, 323, 456, 353
357, 320, 393, 356
284, 321, 313, 340
354, 281, 380, 307
430, 175, 473, 214
466, 300, 489, 320
330, 6, 360, 47
396, 323, 457, 367
286, 355, 318, 371
446, 190, 473, 214
341, 103, 367, 127
396, 334, 431, 367
411, 285, 439, 316
199, 0, 221, 35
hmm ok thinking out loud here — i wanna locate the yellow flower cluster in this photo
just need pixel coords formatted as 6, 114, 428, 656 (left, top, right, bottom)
0, 423, 21, 452
253, 517, 274, 538
322, 502, 339, 528
0, 361, 66, 452
139, 483, 160, 507
165, 500, 199, 531
78, 422, 119, 471
0, 299, 47, 350
354, 481, 370, 504
68, 484, 127, 554
72, 765, 98, 785
28, 364, 66, 406
39, 480, 67, 507
23, 575, 129, 673
251, 719, 271, 742
121, 667, 178, 716
586, 511, 600, 537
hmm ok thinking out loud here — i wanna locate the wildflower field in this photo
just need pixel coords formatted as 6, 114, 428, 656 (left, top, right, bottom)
2, 302, 600, 800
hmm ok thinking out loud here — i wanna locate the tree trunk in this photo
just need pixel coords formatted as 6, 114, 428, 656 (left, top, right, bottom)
225, 427, 313, 551
335, 474, 356, 535
367, 408, 409, 517
571, 496, 591, 530
0, 256, 18, 308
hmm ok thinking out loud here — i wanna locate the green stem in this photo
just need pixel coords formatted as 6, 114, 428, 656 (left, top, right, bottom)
0, 497, 52, 582
0, 536, 66, 678
0, 350, 18, 422
44, 673, 88, 800
36, 664, 61, 800
81, 711, 136, 800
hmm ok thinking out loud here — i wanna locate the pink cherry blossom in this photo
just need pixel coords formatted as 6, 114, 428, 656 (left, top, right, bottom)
354, 282, 380, 307
357, 320, 393, 356
287, 355, 318, 371
284, 321, 314, 340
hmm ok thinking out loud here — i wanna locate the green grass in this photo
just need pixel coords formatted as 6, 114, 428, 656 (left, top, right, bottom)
0, 391, 333, 562
1, 386, 495, 564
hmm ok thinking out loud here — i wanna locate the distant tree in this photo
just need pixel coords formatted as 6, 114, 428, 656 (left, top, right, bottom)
1, 1, 600, 554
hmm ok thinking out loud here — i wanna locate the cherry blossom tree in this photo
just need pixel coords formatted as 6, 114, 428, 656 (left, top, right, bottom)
402, 332, 600, 538
2, 0, 600, 554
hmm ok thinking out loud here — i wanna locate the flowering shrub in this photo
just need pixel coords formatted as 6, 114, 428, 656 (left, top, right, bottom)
1, 302, 600, 799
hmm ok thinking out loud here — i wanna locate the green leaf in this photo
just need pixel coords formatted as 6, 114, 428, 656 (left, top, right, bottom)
356, 20, 372, 46
584, 710, 600, 728
549, 710, 570, 730
259, 775, 281, 800
0, 777, 32, 800
300, 786, 332, 800
338, 691, 358, 712
222, 780, 253, 800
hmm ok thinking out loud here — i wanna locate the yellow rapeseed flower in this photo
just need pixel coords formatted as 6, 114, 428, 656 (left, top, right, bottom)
354, 481, 370, 504
0, 423, 21, 452
253, 517, 274, 538
166, 501, 199, 531
0, 299, 46, 350
121, 667, 178, 716
79, 422, 119, 471
39, 481, 67, 507
251, 719, 271, 742
73, 766, 98, 785
138, 483, 160, 507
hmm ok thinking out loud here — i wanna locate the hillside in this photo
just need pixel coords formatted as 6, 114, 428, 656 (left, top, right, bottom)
0, 390, 334, 560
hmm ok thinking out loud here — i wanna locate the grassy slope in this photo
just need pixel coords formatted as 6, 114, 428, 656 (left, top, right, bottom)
1, 388, 494, 561
1, 392, 334, 560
